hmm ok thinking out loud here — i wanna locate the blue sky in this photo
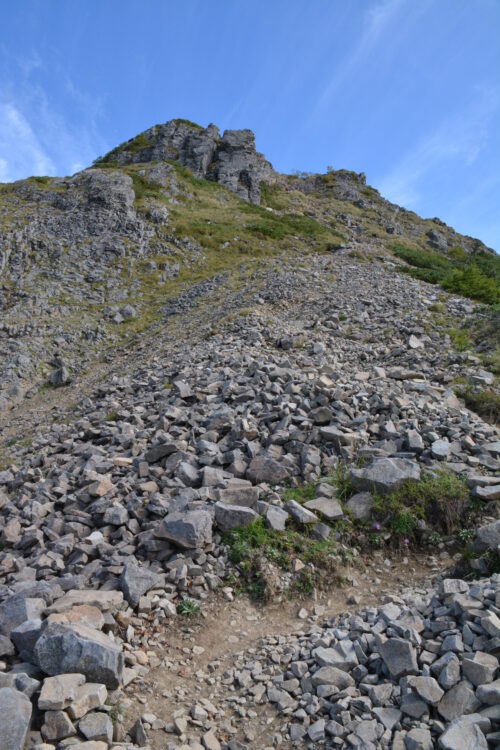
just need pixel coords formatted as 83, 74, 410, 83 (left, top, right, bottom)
1, 0, 499, 250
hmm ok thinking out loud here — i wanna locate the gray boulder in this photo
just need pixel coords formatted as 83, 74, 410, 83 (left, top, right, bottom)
120, 561, 161, 607
0, 594, 45, 636
471, 519, 500, 553
214, 502, 258, 531
0, 687, 32, 750
247, 455, 290, 485
265, 506, 289, 531
156, 509, 213, 549
378, 638, 419, 680
304, 497, 344, 520
78, 711, 113, 743
284, 499, 318, 525
438, 714, 488, 749
34, 622, 124, 689
346, 492, 374, 520
350, 458, 421, 495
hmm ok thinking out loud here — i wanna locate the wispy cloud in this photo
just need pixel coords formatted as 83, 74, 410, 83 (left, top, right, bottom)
0, 103, 55, 181
0, 49, 107, 181
378, 86, 500, 208
311, 0, 406, 119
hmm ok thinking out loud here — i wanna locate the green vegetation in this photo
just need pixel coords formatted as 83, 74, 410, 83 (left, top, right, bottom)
95, 131, 154, 164
283, 482, 317, 504
128, 172, 164, 202
222, 518, 338, 600
455, 383, 500, 425
372, 470, 469, 541
171, 118, 203, 130
390, 242, 500, 305
177, 598, 201, 616
28, 175, 52, 185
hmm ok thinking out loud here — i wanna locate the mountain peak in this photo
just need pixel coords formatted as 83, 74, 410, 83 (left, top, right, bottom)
95, 119, 274, 204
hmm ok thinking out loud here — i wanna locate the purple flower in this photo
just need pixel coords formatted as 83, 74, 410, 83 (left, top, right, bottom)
403, 538, 410, 546
374, 523, 381, 531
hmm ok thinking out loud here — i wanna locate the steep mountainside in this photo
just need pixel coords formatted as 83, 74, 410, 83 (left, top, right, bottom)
0, 120, 499, 750
0, 118, 497, 414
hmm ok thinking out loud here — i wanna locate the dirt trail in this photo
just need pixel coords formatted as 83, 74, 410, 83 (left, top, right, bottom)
121, 552, 444, 750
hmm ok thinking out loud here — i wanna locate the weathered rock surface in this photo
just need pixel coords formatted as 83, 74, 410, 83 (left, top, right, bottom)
0, 686, 32, 750
34, 622, 124, 688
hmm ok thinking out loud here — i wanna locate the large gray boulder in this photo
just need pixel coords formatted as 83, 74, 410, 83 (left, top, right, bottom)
0, 594, 45, 636
438, 714, 488, 749
214, 502, 258, 532
0, 687, 32, 750
349, 458, 421, 495
346, 491, 374, 520
156, 509, 213, 549
247, 455, 290, 485
120, 561, 161, 607
378, 638, 419, 680
34, 622, 124, 689
471, 519, 500, 553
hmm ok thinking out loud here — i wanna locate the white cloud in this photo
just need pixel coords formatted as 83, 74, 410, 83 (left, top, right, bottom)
312, 0, 406, 117
0, 46, 108, 181
0, 103, 56, 181
378, 86, 500, 209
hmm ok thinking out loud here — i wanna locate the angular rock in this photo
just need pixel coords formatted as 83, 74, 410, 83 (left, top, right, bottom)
156, 509, 213, 549
304, 496, 344, 520
0, 687, 32, 750
39, 673, 86, 710
247, 455, 289, 484
350, 458, 421, 495
439, 714, 488, 749
0, 595, 45, 636
311, 666, 355, 689
41, 709, 76, 741
265, 506, 289, 531
437, 681, 480, 721
78, 711, 113, 743
378, 638, 419, 680
120, 561, 161, 607
34, 622, 124, 689
284, 499, 318, 524
346, 491, 373, 520
214, 502, 258, 531
462, 651, 498, 686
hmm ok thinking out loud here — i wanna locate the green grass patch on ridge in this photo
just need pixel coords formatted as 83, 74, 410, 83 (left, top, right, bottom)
390, 241, 500, 305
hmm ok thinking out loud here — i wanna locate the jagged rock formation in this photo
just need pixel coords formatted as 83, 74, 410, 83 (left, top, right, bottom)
100, 119, 275, 204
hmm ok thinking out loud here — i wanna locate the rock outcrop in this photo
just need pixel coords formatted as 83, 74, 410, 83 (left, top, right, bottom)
102, 119, 275, 203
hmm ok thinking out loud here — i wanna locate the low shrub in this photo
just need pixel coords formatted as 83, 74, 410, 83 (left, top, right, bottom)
372, 471, 469, 540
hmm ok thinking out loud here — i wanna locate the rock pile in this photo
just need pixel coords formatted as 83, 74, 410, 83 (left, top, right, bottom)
222, 576, 500, 749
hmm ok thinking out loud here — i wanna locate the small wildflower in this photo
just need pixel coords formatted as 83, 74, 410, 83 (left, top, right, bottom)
374, 523, 381, 531
403, 538, 410, 546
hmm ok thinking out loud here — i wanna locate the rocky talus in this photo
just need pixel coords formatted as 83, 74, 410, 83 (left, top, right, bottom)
0, 119, 499, 750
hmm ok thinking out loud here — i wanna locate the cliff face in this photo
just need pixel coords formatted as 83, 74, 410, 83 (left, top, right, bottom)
98, 119, 275, 204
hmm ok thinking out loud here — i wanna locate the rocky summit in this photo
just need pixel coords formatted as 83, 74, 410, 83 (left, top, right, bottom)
0, 118, 499, 750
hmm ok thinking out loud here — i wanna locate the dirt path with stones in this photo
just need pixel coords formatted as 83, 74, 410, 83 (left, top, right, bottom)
121, 553, 439, 750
